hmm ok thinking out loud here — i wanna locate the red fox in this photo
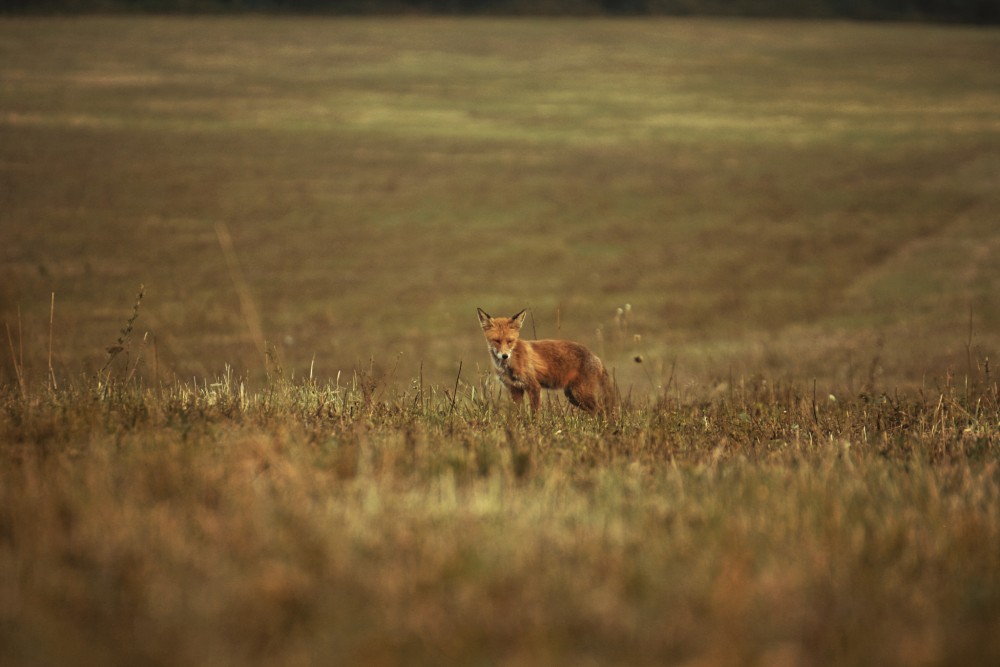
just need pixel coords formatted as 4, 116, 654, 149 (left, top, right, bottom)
477, 308, 615, 414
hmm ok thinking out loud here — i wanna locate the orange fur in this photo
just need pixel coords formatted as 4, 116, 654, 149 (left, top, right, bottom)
477, 308, 614, 414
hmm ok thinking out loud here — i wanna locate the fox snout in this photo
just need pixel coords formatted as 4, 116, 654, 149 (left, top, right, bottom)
487, 335, 518, 365
492, 346, 512, 363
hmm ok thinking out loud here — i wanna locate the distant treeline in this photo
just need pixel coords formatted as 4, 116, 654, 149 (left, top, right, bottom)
2, 0, 998, 23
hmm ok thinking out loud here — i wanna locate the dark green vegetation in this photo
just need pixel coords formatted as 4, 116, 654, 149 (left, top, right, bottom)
5, 0, 1000, 24
1, 16, 999, 667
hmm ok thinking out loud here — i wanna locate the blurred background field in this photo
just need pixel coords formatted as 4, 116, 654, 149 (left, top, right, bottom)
2, 16, 998, 396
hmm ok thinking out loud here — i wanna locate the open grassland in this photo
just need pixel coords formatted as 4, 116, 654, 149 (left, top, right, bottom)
1, 15, 1000, 667
1, 17, 999, 391
1, 376, 999, 666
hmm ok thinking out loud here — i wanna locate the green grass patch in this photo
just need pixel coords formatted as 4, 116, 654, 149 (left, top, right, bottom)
3, 17, 999, 391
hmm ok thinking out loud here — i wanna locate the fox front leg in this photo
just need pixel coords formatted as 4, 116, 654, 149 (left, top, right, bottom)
509, 387, 526, 406
526, 382, 542, 412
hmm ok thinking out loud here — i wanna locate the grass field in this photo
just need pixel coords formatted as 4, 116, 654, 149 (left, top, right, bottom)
2, 15, 1000, 667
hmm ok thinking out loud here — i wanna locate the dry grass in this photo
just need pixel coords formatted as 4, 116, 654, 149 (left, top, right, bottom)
1, 370, 998, 666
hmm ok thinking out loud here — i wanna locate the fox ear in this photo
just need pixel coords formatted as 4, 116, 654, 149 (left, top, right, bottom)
511, 309, 527, 329
477, 308, 492, 330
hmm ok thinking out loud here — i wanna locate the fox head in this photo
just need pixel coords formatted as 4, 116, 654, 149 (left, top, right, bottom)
477, 308, 527, 365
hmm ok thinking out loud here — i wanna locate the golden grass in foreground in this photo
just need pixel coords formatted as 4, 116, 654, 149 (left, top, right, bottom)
1, 371, 998, 667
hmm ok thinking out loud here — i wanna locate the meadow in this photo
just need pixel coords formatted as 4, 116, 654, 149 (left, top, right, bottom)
1, 15, 999, 667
